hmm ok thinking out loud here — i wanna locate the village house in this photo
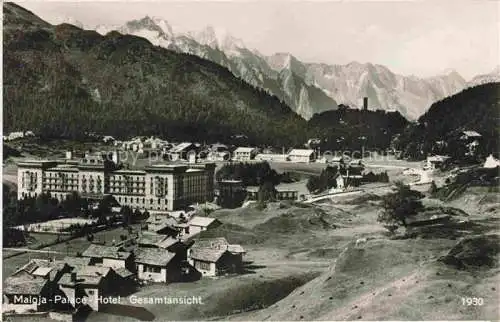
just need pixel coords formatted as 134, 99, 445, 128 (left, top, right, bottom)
3, 258, 79, 314
255, 153, 287, 162
211, 143, 229, 153
188, 238, 245, 276
3, 131, 25, 141
3, 272, 54, 314
81, 244, 135, 271
193, 238, 245, 257
206, 150, 231, 162
275, 186, 299, 201
57, 265, 114, 311
137, 231, 184, 251
135, 248, 178, 283
245, 186, 259, 200
287, 149, 316, 163
187, 247, 241, 277
227, 244, 246, 264
12, 258, 72, 282
425, 155, 451, 170
168, 142, 195, 161
459, 130, 482, 156
145, 215, 179, 236
187, 216, 222, 236
232, 147, 258, 162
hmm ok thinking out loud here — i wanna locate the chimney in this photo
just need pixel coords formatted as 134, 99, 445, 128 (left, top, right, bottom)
112, 150, 119, 164
363, 97, 368, 111
65, 151, 73, 160
188, 151, 196, 164
71, 272, 77, 283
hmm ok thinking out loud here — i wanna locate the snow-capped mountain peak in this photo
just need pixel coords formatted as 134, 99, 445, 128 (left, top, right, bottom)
80, 15, 497, 121
121, 16, 173, 38
189, 25, 245, 54
151, 16, 174, 37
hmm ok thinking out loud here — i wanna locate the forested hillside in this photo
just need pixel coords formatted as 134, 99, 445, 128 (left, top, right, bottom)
3, 3, 418, 151
308, 106, 409, 151
395, 83, 500, 159
3, 2, 308, 146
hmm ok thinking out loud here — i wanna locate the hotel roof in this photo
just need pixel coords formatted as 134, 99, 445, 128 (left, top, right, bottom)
47, 166, 79, 172
113, 169, 146, 174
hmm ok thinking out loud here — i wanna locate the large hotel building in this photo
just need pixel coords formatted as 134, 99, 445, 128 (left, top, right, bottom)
17, 152, 216, 211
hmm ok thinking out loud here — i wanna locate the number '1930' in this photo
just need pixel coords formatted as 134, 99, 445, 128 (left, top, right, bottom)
461, 297, 484, 306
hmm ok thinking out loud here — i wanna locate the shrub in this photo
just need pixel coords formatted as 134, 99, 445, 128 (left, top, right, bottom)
377, 181, 424, 231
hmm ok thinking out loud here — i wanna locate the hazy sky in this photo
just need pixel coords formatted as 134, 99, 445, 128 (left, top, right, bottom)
16, 0, 500, 79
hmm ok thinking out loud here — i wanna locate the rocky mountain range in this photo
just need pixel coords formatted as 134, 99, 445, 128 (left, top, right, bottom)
67, 15, 499, 121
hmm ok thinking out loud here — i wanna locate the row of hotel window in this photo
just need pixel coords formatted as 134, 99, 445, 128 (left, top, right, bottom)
117, 196, 168, 206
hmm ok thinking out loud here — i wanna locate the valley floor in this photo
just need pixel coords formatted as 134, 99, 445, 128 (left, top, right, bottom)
3, 154, 499, 321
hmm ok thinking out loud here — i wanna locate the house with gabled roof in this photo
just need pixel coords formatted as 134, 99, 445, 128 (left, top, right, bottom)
188, 238, 245, 276
12, 258, 73, 283
135, 248, 180, 283
57, 265, 113, 311
187, 247, 234, 277
81, 244, 134, 271
287, 149, 316, 163
3, 272, 54, 314
168, 142, 195, 161
145, 215, 179, 237
187, 216, 222, 236
232, 147, 258, 161
136, 231, 188, 254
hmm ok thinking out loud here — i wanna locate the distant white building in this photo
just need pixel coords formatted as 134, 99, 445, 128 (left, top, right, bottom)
169, 142, 195, 161
425, 155, 450, 170
460, 131, 482, 140
305, 138, 321, 148
4, 131, 25, 141
484, 154, 500, 168
232, 147, 258, 162
255, 153, 286, 162
102, 136, 115, 144
206, 151, 230, 162
287, 149, 316, 163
